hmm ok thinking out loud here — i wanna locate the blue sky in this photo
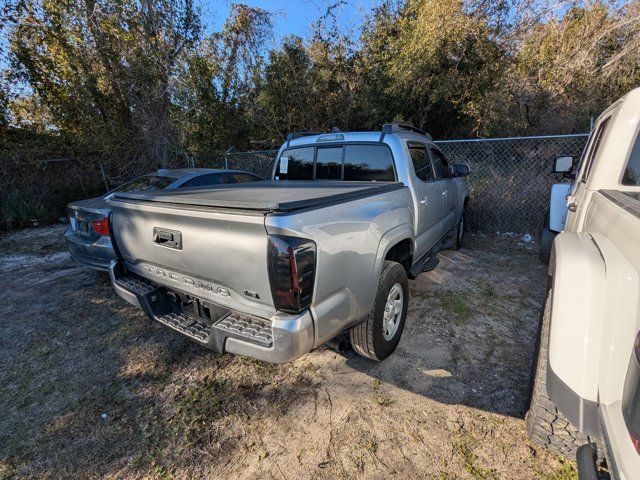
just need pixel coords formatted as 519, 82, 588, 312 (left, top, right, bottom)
199, 0, 381, 47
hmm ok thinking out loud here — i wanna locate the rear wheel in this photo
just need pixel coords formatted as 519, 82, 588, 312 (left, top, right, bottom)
525, 290, 603, 461
349, 260, 408, 361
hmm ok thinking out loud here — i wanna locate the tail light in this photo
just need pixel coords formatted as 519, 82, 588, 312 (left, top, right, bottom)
623, 331, 640, 455
267, 235, 316, 314
91, 217, 110, 236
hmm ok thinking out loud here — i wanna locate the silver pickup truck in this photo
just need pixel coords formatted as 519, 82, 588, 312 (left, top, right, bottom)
108, 124, 470, 363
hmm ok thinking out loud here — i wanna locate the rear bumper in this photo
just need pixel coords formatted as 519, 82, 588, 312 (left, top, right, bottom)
65, 228, 116, 271
109, 261, 315, 363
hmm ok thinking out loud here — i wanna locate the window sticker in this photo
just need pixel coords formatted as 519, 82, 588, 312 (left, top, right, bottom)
279, 156, 289, 174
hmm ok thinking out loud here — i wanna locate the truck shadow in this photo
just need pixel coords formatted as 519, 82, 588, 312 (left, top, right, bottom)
340, 238, 548, 419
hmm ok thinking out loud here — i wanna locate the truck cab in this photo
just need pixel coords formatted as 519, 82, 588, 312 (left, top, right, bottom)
526, 88, 640, 480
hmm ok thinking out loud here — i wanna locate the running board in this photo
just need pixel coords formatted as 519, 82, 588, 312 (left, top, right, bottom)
409, 241, 444, 279
422, 256, 439, 272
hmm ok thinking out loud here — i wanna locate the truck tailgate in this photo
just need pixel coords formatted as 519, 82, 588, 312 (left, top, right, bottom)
110, 198, 275, 317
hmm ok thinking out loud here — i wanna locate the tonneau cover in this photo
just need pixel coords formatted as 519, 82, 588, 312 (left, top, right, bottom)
111, 180, 404, 212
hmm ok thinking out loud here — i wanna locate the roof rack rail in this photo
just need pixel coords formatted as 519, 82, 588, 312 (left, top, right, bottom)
379, 123, 432, 141
286, 131, 322, 141
286, 131, 322, 148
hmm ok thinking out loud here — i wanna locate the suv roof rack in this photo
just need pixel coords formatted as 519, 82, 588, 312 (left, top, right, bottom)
380, 123, 432, 141
286, 131, 322, 141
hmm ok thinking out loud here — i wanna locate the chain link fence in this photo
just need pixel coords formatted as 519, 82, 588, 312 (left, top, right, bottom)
195, 134, 589, 237
437, 134, 588, 235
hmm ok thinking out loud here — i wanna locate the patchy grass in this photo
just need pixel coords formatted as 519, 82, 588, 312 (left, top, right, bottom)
1, 226, 575, 479
440, 292, 473, 322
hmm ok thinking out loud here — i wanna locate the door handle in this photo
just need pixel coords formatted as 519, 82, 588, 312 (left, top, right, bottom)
441, 190, 448, 197
420, 196, 428, 205
568, 203, 577, 212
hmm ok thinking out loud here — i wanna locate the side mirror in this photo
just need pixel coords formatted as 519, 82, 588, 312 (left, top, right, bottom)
452, 164, 470, 177
553, 155, 574, 174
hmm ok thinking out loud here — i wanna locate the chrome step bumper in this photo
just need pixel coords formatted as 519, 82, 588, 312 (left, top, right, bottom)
109, 260, 313, 363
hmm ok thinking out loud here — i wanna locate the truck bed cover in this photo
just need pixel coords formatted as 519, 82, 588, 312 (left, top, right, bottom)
111, 180, 405, 212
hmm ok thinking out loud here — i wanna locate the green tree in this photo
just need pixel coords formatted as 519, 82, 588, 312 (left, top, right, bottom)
9, 0, 200, 169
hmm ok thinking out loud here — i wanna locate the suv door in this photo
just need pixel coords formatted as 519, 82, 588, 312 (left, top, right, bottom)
429, 146, 456, 231
408, 142, 444, 259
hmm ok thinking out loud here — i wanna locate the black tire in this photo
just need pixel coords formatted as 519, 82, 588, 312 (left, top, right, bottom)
525, 290, 603, 462
539, 210, 555, 264
450, 207, 466, 251
349, 260, 408, 361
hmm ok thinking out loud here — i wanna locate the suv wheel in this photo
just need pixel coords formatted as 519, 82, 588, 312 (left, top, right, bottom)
349, 260, 408, 361
526, 289, 604, 462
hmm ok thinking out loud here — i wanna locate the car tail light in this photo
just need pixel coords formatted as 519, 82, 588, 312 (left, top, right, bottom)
91, 217, 110, 236
267, 235, 316, 314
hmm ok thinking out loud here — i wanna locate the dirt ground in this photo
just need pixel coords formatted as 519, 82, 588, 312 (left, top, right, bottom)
0, 225, 577, 480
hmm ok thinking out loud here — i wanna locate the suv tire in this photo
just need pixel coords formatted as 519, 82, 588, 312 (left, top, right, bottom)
349, 260, 408, 361
526, 289, 603, 462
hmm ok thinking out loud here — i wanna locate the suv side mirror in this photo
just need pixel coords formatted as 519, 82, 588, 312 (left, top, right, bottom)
453, 164, 470, 177
553, 155, 574, 174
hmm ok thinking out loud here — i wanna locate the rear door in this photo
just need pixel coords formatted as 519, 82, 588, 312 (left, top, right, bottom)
408, 142, 443, 258
429, 146, 456, 231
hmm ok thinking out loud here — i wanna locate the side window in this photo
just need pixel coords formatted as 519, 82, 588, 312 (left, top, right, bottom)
343, 145, 395, 181
232, 173, 261, 183
408, 143, 434, 182
622, 131, 640, 185
278, 147, 314, 180
181, 174, 227, 188
582, 116, 611, 182
429, 147, 450, 179
316, 147, 343, 180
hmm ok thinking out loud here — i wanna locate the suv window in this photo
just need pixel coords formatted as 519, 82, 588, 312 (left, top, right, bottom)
344, 145, 395, 181
408, 143, 434, 182
277, 144, 395, 181
622, 130, 640, 185
429, 147, 450, 179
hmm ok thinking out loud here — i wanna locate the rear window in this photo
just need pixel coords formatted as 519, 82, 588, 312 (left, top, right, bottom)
622, 131, 640, 186
112, 176, 175, 193
276, 144, 395, 182
344, 145, 395, 181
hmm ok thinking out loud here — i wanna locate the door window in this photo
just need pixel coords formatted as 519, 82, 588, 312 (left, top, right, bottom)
112, 175, 175, 192
429, 148, 450, 179
581, 116, 611, 183
232, 173, 262, 183
408, 143, 434, 182
182, 173, 234, 187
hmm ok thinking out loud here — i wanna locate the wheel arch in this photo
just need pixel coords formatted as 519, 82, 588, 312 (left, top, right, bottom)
547, 232, 606, 434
